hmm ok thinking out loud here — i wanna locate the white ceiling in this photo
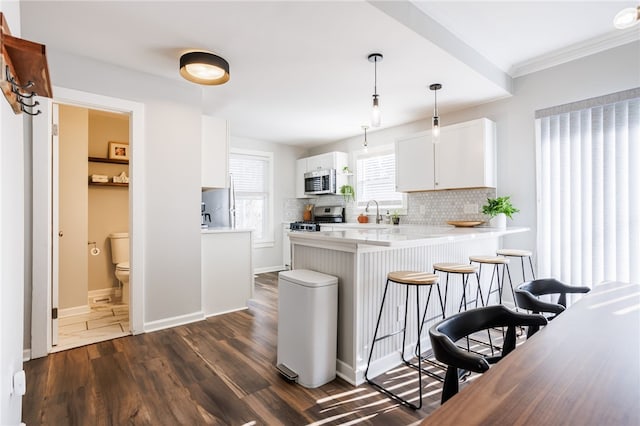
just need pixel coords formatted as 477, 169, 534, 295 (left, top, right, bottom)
20, 1, 638, 146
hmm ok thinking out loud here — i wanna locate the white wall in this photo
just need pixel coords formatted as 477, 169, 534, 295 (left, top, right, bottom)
24, 48, 204, 331
230, 136, 304, 271
311, 41, 640, 262
1, 2, 26, 425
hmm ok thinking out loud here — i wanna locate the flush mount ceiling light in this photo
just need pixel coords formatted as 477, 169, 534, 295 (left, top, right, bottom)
362, 125, 370, 151
368, 53, 383, 128
429, 83, 442, 144
179, 51, 230, 85
614, 6, 640, 29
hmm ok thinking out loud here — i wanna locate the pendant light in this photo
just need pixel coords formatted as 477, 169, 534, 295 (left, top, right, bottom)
429, 83, 442, 144
180, 51, 230, 85
613, 6, 639, 29
368, 53, 383, 127
362, 125, 369, 151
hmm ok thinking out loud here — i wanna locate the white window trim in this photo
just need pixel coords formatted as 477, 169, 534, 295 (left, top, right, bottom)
230, 148, 275, 248
354, 145, 408, 215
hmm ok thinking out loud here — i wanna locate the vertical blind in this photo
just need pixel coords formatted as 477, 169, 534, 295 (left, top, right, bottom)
535, 90, 639, 287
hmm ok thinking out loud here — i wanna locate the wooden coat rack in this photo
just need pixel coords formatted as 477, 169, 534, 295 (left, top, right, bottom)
0, 12, 52, 115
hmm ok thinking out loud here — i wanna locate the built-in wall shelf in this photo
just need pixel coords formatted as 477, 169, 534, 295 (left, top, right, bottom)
88, 180, 128, 188
88, 156, 129, 165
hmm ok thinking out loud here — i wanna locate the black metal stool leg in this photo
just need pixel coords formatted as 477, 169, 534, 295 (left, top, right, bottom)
365, 279, 391, 380
528, 256, 536, 280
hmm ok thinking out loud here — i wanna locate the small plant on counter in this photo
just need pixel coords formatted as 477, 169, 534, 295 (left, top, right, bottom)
340, 184, 355, 203
391, 210, 400, 225
482, 196, 519, 219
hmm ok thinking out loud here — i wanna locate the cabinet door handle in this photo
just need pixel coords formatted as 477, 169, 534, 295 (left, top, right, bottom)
58, 231, 63, 237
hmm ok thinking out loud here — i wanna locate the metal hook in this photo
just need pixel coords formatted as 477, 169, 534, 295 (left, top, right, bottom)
4, 65, 42, 115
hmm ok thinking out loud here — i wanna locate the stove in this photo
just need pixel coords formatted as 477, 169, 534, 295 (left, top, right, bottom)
289, 221, 322, 232
290, 205, 344, 232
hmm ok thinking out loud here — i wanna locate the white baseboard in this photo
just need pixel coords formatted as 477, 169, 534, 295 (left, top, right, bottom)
204, 306, 248, 319
23, 349, 31, 362
254, 265, 287, 274
59, 305, 91, 318
144, 311, 205, 333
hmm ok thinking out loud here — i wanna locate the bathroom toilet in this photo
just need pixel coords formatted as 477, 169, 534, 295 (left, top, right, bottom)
109, 232, 130, 304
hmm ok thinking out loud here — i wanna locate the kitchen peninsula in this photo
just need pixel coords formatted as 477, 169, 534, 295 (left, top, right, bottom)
288, 225, 528, 385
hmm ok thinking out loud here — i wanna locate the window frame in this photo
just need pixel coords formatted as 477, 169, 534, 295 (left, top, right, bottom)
354, 145, 407, 214
229, 148, 274, 248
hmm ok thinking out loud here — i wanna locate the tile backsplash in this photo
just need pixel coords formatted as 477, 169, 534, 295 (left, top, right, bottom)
283, 187, 497, 225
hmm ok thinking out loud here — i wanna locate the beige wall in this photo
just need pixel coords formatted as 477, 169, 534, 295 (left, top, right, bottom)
59, 105, 89, 309
88, 110, 130, 293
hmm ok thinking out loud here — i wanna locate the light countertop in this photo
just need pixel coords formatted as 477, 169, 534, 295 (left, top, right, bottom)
201, 227, 253, 234
288, 225, 528, 247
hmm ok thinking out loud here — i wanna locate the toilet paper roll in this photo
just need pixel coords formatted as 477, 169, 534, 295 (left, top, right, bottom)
90, 247, 101, 256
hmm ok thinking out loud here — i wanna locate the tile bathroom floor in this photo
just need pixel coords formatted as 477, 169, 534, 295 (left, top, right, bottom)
54, 302, 130, 352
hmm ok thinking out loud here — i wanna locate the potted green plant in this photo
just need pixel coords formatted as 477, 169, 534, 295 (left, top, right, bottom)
482, 196, 519, 228
391, 210, 400, 225
340, 184, 355, 203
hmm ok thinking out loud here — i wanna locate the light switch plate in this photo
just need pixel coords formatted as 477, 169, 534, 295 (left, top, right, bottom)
13, 370, 26, 396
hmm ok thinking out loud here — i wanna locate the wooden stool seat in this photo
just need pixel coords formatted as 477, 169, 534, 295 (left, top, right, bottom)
388, 271, 439, 285
497, 249, 532, 257
469, 255, 510, 264
496, 248, 536, 283
433, 262, 478, 274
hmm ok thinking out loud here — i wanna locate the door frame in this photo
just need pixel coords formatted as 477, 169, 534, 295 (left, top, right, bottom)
31, 87, 145, 358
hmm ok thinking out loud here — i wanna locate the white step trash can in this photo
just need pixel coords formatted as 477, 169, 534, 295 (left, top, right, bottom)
276, 269, 338, 388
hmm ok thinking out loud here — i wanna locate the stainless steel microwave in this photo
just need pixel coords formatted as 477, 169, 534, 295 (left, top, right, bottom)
304, 169, 336, 195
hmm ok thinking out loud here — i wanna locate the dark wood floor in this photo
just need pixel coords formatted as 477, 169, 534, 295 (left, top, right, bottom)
23, 272, 457, 425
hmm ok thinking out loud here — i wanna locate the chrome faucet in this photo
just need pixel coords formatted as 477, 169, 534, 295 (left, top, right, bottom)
365, 200, 382, 224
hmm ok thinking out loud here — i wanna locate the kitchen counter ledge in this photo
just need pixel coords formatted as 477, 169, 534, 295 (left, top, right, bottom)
289, 225, 528, 248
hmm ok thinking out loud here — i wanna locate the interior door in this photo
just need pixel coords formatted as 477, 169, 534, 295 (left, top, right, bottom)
51, 103, 59, 346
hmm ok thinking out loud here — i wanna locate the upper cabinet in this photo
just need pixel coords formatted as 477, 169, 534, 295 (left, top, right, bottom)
396, 118, 496, 192
295, 151, 349, 198
201, 115, 229, 189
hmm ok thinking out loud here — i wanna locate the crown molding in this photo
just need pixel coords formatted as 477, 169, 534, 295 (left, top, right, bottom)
510, 28, 640, 78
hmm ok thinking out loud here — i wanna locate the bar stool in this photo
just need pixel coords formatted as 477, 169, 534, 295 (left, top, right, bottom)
469, 255, 516, 309
432, 263, 484, 314
432, 262, 492, 356
496, 249, 535, 284
365, 271, 444, 410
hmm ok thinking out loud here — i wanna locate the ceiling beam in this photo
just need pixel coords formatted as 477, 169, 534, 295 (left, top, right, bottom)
369, 0, 513, 94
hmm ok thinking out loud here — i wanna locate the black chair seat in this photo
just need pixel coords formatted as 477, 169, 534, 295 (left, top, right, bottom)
429, 305, 546, 404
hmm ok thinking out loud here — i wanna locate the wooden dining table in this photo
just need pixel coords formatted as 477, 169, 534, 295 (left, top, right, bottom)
421, 281, 640, 425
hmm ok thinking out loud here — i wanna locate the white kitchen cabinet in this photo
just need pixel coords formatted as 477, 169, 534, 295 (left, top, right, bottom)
395, 131, 435, 191
201, 230, 253, 317
395, 118, 496, 192
434, 118, 496, 189
201, 115, 229, 189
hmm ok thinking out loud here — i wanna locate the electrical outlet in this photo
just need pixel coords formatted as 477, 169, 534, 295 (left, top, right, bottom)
419, 204, 426, 215
464, 203, 478, 214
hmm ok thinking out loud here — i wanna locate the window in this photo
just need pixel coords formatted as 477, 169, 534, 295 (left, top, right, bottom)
230, 149, 274, 247
355, 145, 406, 212
535, 89, 639, 287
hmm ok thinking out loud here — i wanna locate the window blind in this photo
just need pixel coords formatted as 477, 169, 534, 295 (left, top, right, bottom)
356, 148, 405, 209
535, 92, 639, 287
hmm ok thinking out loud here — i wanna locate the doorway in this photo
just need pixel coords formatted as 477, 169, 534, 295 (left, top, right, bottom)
31, 87, 145, 358
52, 104, 131, 352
